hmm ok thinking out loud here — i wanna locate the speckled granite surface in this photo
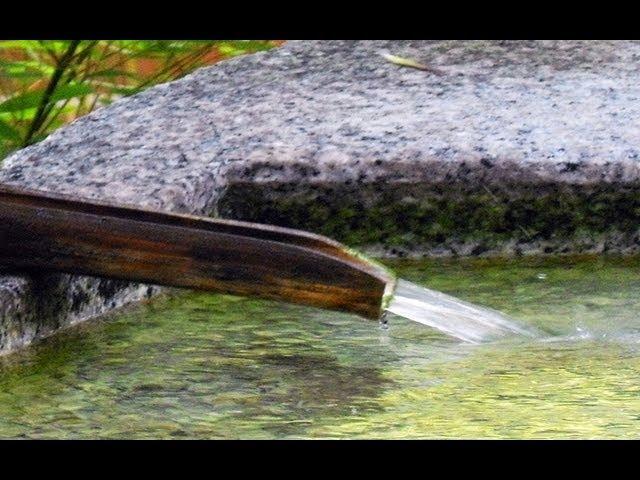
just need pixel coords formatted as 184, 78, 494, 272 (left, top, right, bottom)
2, 40, 640, 352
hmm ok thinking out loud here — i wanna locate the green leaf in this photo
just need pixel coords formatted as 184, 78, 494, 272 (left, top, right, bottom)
85, 68, 136, 79
0, 83, 93, 113
222, 40, 274, 54
108, 85, 143, 96
0, 119, 21, 141
0, 91, 49, 113
380, 52, 429, 70
379, 52, 445, 75
0, 59, 55, 77
0, 40, 42, 50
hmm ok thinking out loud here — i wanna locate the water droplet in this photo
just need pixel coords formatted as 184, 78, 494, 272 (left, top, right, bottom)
379, 311, 389, 330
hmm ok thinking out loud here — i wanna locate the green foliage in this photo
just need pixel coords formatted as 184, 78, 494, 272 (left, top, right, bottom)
0, 83, 93, 112
0, 40, 278, 160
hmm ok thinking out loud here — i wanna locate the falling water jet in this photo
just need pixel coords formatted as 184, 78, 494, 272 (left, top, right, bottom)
386, 279, 539, 343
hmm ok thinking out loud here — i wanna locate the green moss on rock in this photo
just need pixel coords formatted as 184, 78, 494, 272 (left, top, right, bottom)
217, 181, 640, 257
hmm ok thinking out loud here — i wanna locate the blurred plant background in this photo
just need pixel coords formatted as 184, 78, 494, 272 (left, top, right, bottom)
0, 40, 281, 160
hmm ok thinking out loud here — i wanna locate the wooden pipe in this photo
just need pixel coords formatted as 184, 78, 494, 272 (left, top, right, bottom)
0, 185, 396, 320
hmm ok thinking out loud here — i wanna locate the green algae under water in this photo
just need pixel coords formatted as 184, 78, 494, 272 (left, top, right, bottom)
3, 255, 640, 439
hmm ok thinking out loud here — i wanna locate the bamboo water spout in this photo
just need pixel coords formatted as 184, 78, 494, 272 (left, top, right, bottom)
0, 185, 396, 320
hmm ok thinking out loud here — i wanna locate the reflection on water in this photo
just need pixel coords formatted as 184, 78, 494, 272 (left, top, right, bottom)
2, 255, 640, 438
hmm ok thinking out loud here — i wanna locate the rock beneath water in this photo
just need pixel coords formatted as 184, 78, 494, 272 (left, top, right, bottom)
2, 40, 640, 353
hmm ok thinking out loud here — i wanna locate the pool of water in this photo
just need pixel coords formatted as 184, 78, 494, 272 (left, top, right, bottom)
2, 254, 640, 439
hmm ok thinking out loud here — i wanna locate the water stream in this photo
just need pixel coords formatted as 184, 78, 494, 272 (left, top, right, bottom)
387, 279, 539, 343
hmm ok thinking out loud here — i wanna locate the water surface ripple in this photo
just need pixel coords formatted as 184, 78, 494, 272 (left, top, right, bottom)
1, 255, 640, 438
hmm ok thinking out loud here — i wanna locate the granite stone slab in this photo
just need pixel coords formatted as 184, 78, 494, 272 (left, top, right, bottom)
2, 40, 640, 353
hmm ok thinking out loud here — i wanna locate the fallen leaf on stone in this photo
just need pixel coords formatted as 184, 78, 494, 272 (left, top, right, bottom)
380, 52, 445, 75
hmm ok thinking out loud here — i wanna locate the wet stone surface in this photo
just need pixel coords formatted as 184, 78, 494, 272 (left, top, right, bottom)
2, 40, 640, 352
